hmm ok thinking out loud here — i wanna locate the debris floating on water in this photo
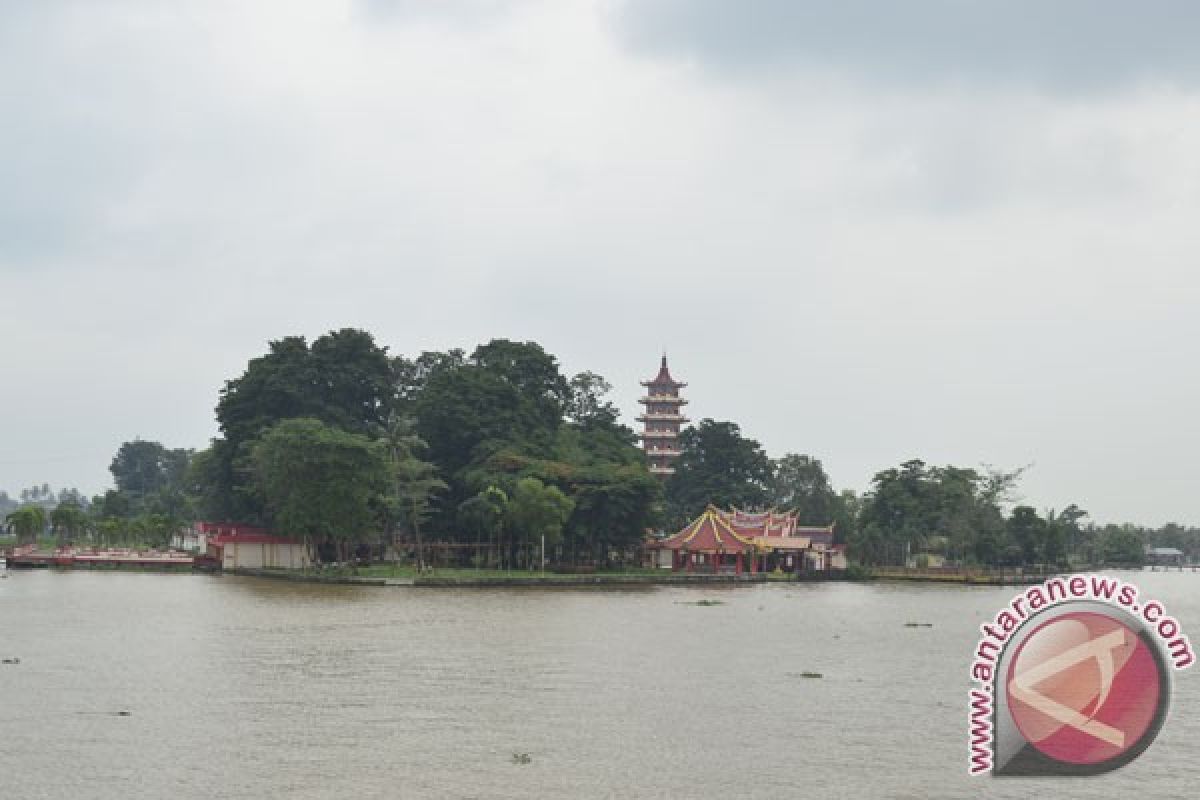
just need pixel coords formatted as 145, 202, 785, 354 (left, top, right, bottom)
511, 752, 532, 765
800, 671, 823, 679
1, 657, 19, 665
904, 622, 933, 628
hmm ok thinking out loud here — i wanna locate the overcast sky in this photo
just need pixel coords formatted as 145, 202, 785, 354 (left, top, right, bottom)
3, 1, 1199, 526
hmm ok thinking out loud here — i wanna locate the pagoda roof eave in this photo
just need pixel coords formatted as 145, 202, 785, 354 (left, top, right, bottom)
655, 505, 757, 553
642, 355, 684, 387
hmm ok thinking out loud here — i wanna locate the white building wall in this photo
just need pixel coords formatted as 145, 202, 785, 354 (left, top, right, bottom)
220, 541, 311, 570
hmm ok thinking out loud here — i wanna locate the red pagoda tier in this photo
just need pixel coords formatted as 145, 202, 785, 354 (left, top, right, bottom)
638, 355, 688, 477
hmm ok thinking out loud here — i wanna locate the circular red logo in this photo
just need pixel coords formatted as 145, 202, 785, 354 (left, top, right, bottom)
1005, 611, 1165, 766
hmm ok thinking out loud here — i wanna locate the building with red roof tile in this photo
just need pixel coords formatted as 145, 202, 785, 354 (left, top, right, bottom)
197, 522, 311, 570
648, 506, 846, 573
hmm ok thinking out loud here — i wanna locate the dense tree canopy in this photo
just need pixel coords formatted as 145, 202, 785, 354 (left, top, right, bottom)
506, 477, 574, 567
845, 459, 1112, 568
770, 454, 837, 524
250, 418, 390, 562
173, 332, 659, 567
209, 329, 395, 521
110, 440, 190, 497
665, 419, 772, 525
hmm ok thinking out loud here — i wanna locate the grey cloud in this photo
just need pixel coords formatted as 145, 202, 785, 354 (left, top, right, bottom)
358, 0, 515, 29
615, 1, 1200, 90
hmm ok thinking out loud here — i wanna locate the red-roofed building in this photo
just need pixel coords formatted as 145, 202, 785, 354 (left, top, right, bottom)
648, 506, 846, 573
199, 522, 311, 570
650, 506, 757, 574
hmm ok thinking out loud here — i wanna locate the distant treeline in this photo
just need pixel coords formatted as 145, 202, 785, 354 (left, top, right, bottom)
4, 328, 1193, 570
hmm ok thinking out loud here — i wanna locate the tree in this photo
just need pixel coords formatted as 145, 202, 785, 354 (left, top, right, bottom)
393, 349, 466, 410
50, 502, 90, 546
1051, 504, 1089, 564
1042, 519, 1067, 567
106, 440, 193, 525
470, 339, 570, 431
457, 487, 508, 568
831, 489, 860, 546
770, 454, 837, 524
666, 419, 772, 525
110, 440, 191, 497
566, 371, 620, 429
415, 365, 529, 482
414, 340, 571, 491
1101, 525, 1144, 566
94, 517, 125, 547
383, 416, 447, 570
855, 459, 1022, 567
5, 506, 47, 545
506, 477, 574, 569
213, 329, 396, 520
250, 418, 390, 564
566, 465, 661, 565
1007, 506, 1046, 565
856, 460, 932, 565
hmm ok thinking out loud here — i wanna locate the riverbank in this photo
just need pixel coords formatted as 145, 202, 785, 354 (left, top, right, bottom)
229, 566, 783, 587
868, 566, 1058, 585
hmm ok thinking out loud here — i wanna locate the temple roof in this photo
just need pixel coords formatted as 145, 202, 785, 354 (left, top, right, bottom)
658, 506, 756, 554
719, 507, 835, 541
641, 355, 686, 388
653, 506, 836, 554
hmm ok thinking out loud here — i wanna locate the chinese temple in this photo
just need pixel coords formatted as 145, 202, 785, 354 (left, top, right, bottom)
647, 506, 845, 573
638, 355, 688, 477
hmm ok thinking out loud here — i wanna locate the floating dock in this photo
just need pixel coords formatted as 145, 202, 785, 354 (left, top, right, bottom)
4, 546, 207, 570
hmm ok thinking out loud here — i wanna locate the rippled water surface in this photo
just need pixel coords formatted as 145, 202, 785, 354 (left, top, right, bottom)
2, 570, 1197, 799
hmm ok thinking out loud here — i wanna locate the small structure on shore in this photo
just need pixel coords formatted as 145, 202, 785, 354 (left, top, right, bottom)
170, 524, 210, 553
646, 506, 846, 574
1145, 546, 1185, 568
201, 523, 310, 570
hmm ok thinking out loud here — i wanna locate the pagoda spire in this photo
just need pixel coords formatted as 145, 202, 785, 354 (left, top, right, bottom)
638, 355, 688, 477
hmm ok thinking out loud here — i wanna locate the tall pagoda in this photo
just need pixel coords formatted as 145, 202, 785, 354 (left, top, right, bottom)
638, 355, 688, 477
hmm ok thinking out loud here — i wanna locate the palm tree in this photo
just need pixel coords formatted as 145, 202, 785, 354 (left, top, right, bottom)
5, 507, 47, 546
50, 504, 90, 546
383, 415, 446, 571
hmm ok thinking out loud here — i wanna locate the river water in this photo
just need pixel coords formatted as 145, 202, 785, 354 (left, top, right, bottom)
2, 570, 1197, 799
